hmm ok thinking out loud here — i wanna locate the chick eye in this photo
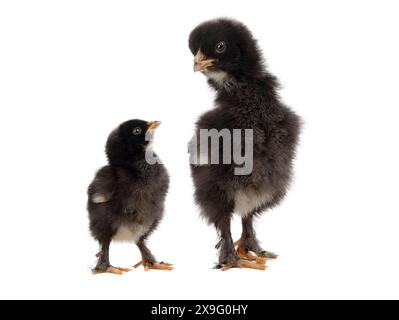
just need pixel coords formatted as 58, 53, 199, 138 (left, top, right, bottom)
132, 127, 142, 135
215, 41, 227, 54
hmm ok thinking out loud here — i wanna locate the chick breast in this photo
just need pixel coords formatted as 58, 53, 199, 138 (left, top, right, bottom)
112, 223, 150, 243
234, 187, 275, 217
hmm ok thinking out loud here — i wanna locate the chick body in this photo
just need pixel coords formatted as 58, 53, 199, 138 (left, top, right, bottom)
87, 120, 172, 274
189, 19, 301, 269
88, 162, 168, 244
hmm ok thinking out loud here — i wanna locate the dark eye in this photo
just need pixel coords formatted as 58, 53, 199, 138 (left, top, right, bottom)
215, 41, 227, 54
132, 127, 142, 135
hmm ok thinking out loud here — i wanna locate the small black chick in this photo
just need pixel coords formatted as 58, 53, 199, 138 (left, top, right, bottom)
88, 119, 172, 274
189, 19, 301, 270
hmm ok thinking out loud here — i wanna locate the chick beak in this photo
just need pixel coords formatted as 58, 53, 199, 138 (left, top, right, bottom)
147, 121, 161, 132
193, 50, 215, 72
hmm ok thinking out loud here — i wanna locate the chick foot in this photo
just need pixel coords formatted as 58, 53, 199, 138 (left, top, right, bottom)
235, 238, 277, 264
220, 259, 267, 271
133, 260, 174, 271
92, 266, 131, 275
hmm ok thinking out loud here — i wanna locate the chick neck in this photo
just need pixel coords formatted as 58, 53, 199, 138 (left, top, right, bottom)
206, 69, 279, 102
107, 144, 147, 168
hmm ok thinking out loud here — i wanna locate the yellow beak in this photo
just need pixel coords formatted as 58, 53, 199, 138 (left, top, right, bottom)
147, 121, 161, 131
193, 50, 215, 72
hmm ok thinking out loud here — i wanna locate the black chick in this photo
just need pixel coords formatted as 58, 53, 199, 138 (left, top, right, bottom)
88, 119, 173, 274
189, 19, 301, 270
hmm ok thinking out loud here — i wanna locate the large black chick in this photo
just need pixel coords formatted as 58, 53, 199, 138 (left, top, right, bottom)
189, 19, 301, 270
88, 119, 173, 274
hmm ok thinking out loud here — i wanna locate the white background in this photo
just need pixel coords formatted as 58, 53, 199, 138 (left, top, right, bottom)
1, 0, 398, 300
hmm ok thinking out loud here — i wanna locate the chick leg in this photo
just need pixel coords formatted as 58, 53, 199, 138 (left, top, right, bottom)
92, 238, 130, 275
133, 238, 173, 271
235, 215, 278, 263
215, 214, 266, 271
